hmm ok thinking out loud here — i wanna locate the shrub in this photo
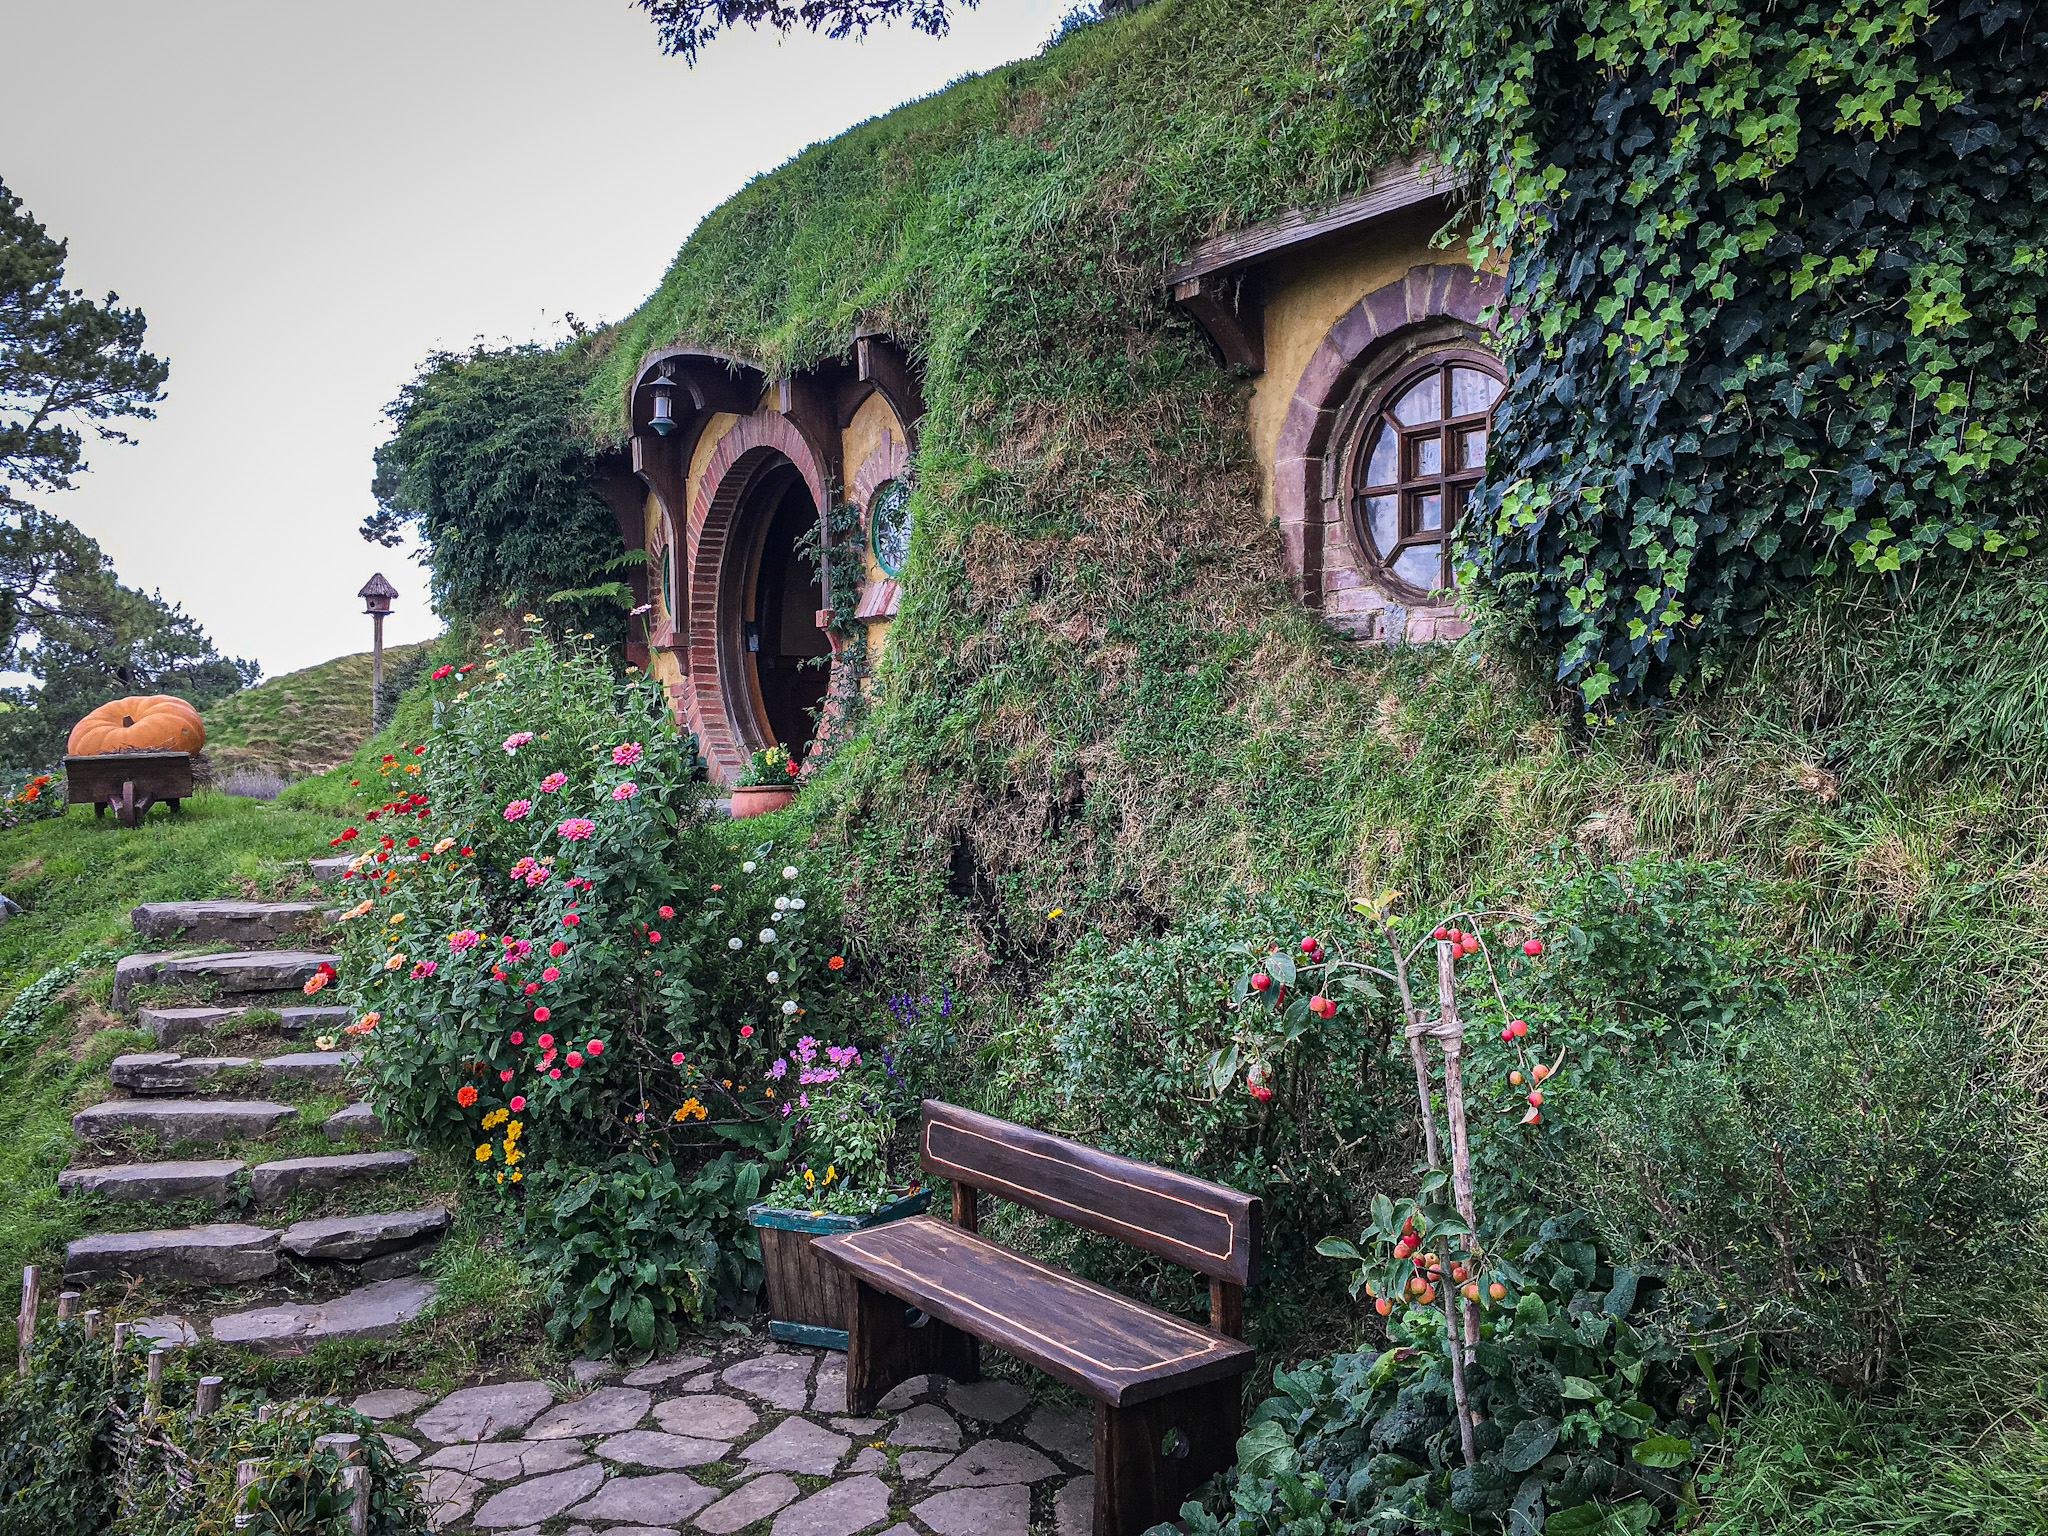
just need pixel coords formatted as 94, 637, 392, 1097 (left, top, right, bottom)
988, 888, 1405, 1321
0, 1322, 424, 1535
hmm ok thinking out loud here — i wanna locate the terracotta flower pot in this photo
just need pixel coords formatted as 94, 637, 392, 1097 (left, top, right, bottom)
749, 1188, 932, 1349
730, 784, 797, 818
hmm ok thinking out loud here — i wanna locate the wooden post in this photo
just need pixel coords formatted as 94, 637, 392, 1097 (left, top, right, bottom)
146, 1349, 165, 1416
17, 1266, 39, 1374
952, 1181, 979, 1234
370, 610, 385, 728
342, 1466, 370, 1536
56, 1291, 77, 1321
1208, 1276, 1244, 1340
1433, 939, 1479, 1469
80, 1309, 101, 1339
111, 1321, 130, 1366
196, 1376, 224, 1416
234, 1458, 262, 1529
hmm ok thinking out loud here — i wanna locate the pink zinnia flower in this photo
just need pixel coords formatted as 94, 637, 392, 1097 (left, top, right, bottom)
542, 966, 559, 982
510, 1031, 524, 1045
612, 782, 637, 801
430, 664, 453, 680
411, 960, 437, 978
502, 732, 533, 754
549, 1068, 561, 1079
449, 930, 481, 953
671, 1052, 686, 1065
612, 742, 643, 767
539, 772, 568, 792
565, 1051, 583, 1068
587, 1039, 604, 1056
537, 1033, 553, 1048
509, 1095, 525, 1111
557, 818, 595, 841
499, 1069, 513, 1082
534, 1007, 550, 1022
503, 799, 532, 822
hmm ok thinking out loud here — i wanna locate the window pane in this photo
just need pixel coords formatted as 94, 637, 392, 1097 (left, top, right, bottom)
1395, 544, 1442, 592
1392, 372, 1442, 426
1357, 495, 1397, 558
1451, 367, 1502, 417
1362, 423, 1397, 488
1413, 491, 1443, 533
1448, 482, 1470, 531
1458, 426, 1487, 470
869, 479, 914, 576
1411, 433, 1442, 477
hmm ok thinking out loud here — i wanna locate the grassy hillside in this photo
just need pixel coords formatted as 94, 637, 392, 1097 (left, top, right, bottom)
203, 642, 431, 783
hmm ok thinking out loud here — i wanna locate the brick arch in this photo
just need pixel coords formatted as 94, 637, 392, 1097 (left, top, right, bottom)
685, 413, 839, 785
1274, 263, 1505, 643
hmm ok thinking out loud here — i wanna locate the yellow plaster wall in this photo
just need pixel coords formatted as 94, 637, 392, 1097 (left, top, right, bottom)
690, 413, 742, 523
841, 391, 908, 671
1247, 205, 1477, 519
641, 486, 683, 699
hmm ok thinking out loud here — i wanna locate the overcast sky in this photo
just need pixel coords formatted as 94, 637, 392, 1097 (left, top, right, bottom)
1, 0, 1072, 678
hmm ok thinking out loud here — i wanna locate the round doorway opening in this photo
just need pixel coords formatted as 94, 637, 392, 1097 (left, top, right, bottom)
719, 456, 832, 762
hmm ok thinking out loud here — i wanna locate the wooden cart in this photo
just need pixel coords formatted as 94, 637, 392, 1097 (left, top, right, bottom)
64, 750, 194, 827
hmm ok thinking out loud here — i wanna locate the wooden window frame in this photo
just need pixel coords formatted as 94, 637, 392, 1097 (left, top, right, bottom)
1346, 348, 1504, 604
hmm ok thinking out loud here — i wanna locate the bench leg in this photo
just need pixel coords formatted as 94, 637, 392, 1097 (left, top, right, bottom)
1093, 1376, 1242, 1536
843, 1278, 979, 1415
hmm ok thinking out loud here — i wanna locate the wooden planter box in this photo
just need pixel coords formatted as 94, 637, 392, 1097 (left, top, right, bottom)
65, 751, 194, 827
750, 1188, 931, 1349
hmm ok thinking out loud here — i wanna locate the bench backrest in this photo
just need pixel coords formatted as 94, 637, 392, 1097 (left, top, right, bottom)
919, 1101, 1261, 1287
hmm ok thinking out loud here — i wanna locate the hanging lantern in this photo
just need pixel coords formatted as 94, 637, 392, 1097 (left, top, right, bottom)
648, 364, 678, 437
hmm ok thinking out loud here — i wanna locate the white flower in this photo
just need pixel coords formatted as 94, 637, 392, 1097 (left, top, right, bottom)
742, 861, 757, 873
766, 970, 780, 984
790, 898, 806, 911
759, 928, 777, 944
774, 896, 790, 911
781, 865, 798, 880
728, 937, 744, 950
781, 1000, 799, 1016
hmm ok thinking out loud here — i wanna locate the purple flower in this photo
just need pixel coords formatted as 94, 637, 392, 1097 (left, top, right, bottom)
767, 1059, 788, 1079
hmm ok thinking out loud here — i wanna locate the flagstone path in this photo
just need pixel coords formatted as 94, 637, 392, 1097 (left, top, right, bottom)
358, 1336, 1097, 1536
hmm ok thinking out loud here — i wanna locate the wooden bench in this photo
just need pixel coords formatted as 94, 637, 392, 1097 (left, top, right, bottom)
814, 1102, 1260, 1536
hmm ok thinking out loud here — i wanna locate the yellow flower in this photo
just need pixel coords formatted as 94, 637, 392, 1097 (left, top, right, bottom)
391, 914, 406, 924
804, 1169, 815, 1187
1048, 908, 1063, 919
475, 1144, 492, 1161
824, 1165, 836, 1184
496, 1171, 505, 1184
510, 1169, 522, 1183
523, 613, 538, 622
506, 1119, 522, 1141
384, 953, 407, 971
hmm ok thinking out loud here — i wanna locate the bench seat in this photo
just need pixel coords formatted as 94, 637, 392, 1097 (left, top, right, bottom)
814, 1215, 1254, 1407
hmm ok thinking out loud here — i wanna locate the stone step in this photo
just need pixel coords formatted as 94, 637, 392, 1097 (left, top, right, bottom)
109, 1050, 358, 1095
258, 1051, 355, 1090
324, 1102, 383, 1142
211, 1276, 436, 1354
144, 1004, 352, 1049
282, 1206, 450, 1261
65, 1221, 281, 1284
73, 1099, 299, 1145
250, 1149, 418, 1203
57, 1159, 247, 1203
114, 949, 340, 1010
131, 900, 327, 944
110, 1053, 257, 1093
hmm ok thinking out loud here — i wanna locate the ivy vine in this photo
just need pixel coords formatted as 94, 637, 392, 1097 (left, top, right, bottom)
1387, 0, 2048, 704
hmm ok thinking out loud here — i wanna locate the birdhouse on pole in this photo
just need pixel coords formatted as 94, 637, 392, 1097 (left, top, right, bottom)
359, 574, 399, 727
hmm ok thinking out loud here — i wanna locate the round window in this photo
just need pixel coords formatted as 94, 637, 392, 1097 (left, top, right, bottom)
868, 478, 913, 578
1350, 357, 1504, 599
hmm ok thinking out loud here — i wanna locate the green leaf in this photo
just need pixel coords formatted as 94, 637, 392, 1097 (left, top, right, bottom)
1315, 1236, 1362, 1261
1560, 1376, 1605, 1401
1502, 1416, 1560, 1473
1268, 952, 1297, 989
1631, 1435, 1694, 1469
1235, 1418, 1299, 1479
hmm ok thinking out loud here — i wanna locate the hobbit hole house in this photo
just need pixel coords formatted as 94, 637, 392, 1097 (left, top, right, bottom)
602, 156, 1496, 783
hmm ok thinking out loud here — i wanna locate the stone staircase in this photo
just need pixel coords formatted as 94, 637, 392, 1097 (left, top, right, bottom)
57, 872, 444, 1355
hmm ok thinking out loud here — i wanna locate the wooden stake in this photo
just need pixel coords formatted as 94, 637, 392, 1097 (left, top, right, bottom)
342, 1466, 370, 1536
16, 1266, 38, 1375
111, 1321, 130, 1367
1432, 939, 1480, 1470
196, 1376, 224, 1416
146, 1349, 165, 1416
234, 1458, 262, 1529
56, 1291, 77, 1321
80, 1309, 101, 1339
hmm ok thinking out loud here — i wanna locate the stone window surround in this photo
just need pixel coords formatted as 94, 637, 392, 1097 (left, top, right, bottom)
1273, 262, 1505, 645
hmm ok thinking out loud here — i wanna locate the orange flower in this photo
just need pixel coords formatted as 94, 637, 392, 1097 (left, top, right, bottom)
828, 956, 845, 970
456, 1084, 479, 1108
303, 972, 330, 995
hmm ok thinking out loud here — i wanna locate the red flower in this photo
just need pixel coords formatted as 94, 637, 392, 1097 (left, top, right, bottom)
658, 905, 674, 919
510, 1095, 525, 1111
510, 1031, 524, 1045
538, 1033, 554, 1048
647, 931, 661, 944
533, 1007, 551, 1022
457, 663, 475, 673
407, 836, 420, 847
338, 826, 359, 841
431, 665, 453, 680
499, 1069, 514, 1082
740, 1025, 754, 1038
587, 1039, 604, 1056
565, 1051, 583, 1068
456, 1085, 478, 1108
828, 956, 845, 970
549, 1068, 561, 1079
562, 913, 579, 927
461, 846, 474, 855
366, 811, 380, 821
523, 982, 539, 995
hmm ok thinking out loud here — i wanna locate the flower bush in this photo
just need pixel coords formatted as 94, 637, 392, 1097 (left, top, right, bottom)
737, 743, 799, 788
0, 772, 61, 832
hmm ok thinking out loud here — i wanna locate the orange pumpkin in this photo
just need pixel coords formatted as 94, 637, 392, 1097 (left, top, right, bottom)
67, 695, 206, 757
